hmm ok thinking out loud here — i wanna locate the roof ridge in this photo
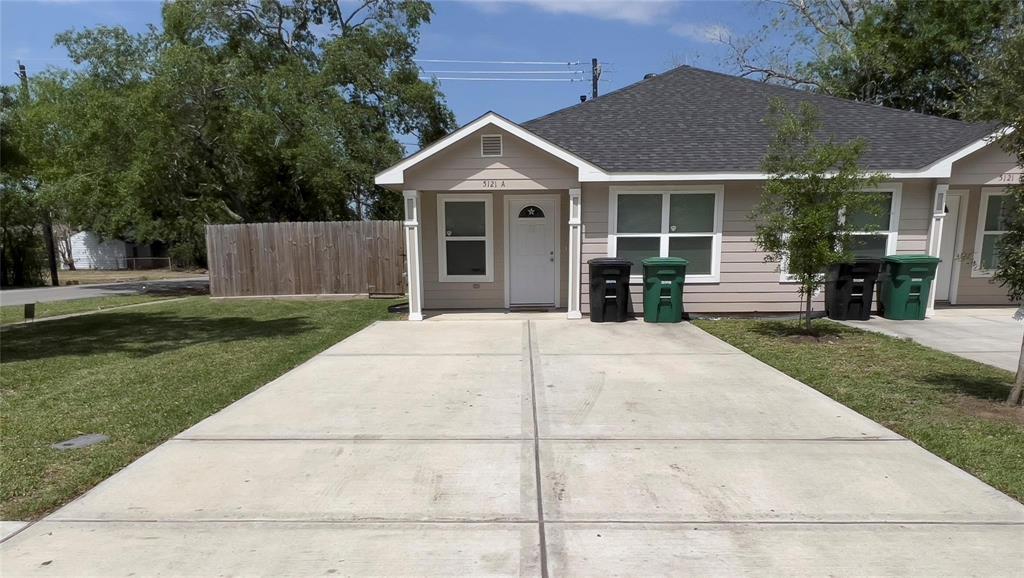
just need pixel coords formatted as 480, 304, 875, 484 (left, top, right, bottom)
521, 64, 999, 173
674, 65, 990, 130
523, 66, 691, 127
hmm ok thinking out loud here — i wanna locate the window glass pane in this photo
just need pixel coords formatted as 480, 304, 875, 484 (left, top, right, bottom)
984, 195, 1008, 231
444, 201, 486, 237
446, 240, 486, 276
669, 193, 715, 233
848, 234, 888, 259
669, 237, 713, 275
616, 237, 660, 271
847, 192, 892, 231
616, 194, 662, 233
980, 234, 1001, 270
518, 205, 545, 219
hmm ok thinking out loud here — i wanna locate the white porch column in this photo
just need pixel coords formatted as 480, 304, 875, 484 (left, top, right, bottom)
925, 183, 949, 317
567, 187, 583, 319
403, 190, 425, 321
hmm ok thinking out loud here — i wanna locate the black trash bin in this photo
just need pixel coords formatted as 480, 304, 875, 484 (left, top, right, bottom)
588, 258, 632, 322
825, 258, 882, 321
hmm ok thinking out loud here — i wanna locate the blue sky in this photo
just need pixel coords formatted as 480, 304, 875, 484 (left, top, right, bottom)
1, 0, 776, 129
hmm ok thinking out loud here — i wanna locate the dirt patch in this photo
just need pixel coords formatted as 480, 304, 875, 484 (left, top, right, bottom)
957, 395, 1024, 425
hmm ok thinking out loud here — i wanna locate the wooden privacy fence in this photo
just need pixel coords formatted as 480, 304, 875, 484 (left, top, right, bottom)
205, 221, 406, 298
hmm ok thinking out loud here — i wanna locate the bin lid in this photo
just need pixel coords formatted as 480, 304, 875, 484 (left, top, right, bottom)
882, 254, 940, 264
642, 257, 688, 266
589, 257, 633, 267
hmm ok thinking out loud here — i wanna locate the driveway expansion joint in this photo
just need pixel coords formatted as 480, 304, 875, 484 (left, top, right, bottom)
526, 321, 550, 578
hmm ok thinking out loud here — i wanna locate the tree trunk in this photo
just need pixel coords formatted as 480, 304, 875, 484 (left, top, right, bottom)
804, 288, 813, 333
1008, 332, 1024, 406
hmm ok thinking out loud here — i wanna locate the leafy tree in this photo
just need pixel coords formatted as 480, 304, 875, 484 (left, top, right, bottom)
727, 0, 1018, 118
15, 0, 453, 265
967, 16, 1024, 405
0, 86, 47, 286
753, 100, 885, 332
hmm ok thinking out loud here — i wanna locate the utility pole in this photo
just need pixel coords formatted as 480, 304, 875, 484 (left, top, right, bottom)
18, 62, 60, 287
591, 58, 601, 100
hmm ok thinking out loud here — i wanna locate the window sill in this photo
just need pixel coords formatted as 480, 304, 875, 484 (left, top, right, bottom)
970, 270, 996, 279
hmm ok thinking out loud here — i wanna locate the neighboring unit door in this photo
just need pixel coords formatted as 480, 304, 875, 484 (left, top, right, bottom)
935, 193, 963, 301
508, 197, 557, 306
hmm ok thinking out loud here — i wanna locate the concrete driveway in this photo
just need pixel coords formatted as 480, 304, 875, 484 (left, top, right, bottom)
842, 306, 1023, 372
2, 319, 1022, 576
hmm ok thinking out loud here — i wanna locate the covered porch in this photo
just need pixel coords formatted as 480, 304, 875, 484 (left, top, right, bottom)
377, 113, 594, 320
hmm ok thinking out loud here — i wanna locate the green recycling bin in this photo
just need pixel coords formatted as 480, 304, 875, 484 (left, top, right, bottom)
877, 255, 941, 320
641, 257, 688, 323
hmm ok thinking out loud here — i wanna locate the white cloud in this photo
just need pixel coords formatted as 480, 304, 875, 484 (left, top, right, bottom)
669, 22, 730, 43
464, 0, 680, 26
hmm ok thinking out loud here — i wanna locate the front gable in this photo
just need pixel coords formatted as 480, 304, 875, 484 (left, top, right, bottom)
950, 140, 1023, 186
403, 125, 579, 191
375, 112, 603, 189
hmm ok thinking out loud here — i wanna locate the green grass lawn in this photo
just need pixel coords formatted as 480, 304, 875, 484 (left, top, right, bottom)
694, 318, 1024, 502
1, 295, 172, 325
0, 296, 397, 520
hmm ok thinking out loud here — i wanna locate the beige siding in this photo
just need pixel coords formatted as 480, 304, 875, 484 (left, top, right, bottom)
950, 144, 1022, 187
404, 127, 578, 191
894, 180, 932, 254
949, 187, 1017, 305
581, 181, 810, 314
580, 179, 944, 315
943, 143, 1021, 305
421, 191, 570, 310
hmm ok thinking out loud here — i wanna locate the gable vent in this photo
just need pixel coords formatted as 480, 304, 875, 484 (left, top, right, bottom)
481, 134, 503, 157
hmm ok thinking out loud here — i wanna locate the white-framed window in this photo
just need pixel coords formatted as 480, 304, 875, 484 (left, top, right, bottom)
779, 184, 902, 282
608, 185, 724, 283
972, 188, 1011, 277
437, 194, 493, 282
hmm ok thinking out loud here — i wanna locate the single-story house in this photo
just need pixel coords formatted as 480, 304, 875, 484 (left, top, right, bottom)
65, 231, 167, 270
375, 66, 1021, 320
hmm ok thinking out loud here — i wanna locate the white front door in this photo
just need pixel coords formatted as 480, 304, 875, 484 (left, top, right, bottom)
508, 197, 557, 306
935, 192, 963, 301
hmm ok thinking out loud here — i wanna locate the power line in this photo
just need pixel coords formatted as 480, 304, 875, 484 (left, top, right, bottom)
422, 70, 584, 75
416, 59, 580, 65
421, 77, 586, 82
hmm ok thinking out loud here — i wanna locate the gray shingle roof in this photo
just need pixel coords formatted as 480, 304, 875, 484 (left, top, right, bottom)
522, 66, 997, 173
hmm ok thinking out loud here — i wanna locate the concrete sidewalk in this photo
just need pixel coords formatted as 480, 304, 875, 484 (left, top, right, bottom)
2, 319, 1022, 576
841, 306, 1022, 372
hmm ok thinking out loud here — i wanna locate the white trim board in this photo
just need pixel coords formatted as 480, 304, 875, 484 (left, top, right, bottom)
944, 189, 969, 304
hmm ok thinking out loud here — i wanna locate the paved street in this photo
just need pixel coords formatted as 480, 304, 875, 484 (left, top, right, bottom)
2, 319, 1022, 576
0, 278, 209, 306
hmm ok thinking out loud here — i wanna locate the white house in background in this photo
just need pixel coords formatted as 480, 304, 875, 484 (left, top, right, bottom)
375, 65, 1022, 321
68, 231, 128, 270
66, 231, 167, 270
